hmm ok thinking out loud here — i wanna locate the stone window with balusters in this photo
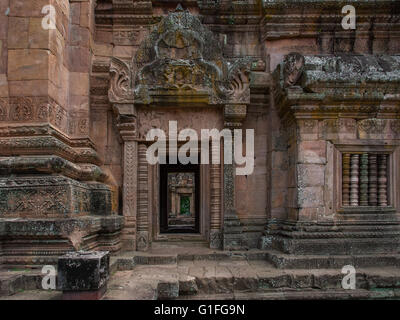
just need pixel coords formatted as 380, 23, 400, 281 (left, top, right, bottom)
341, 152, 390, 208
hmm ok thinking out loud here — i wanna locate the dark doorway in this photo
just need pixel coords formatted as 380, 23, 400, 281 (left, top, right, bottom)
160, 162, 200, 233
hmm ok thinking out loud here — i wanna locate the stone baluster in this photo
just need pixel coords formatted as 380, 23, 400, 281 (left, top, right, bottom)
368, 154, 378, 206
342, 153, 350, 206
359, 153, 369, 206
350, 154, 359, 206
378, 154, 388, 207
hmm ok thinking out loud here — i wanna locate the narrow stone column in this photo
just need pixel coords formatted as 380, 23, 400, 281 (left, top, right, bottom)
368, 154, 378, 206
378, 154, 388, 207
342, 153, 351, 206
350, 154, 359, 206
115, 112, 138, 251
222, 104, 247, 250
210, 142, 222, 249
137, 143, 150, 251
359, 153, 369, 206
121, 139, 138, 250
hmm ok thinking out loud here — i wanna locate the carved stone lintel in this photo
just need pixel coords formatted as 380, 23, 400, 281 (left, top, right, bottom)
133, 7, 253, 105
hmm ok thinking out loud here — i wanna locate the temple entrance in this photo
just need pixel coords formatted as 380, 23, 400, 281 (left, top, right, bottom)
160, 162, 200, 233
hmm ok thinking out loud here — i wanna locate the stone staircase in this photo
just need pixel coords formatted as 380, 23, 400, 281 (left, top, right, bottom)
104, 249, 400, 300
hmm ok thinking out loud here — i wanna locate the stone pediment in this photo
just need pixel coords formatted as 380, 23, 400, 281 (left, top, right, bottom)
109, 5, 253, 106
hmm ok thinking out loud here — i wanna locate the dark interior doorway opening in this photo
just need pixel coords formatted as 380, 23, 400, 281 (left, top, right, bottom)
159, 160, 200, 234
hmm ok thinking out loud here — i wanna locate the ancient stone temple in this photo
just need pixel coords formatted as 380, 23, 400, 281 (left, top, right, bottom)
0, 0, 399, 277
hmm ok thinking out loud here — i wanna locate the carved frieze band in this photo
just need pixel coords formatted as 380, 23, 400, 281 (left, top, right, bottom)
358, 119, 400, 139
113, 29, 146, 46
0, 97, 68, 133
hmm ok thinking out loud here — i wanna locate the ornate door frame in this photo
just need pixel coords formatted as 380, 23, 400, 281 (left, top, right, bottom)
108, 7, 253, 251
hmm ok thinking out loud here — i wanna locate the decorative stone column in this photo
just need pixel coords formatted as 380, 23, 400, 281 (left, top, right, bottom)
137, 143, 150, 251
209, 154, 222, 249
108, 58, 137, 250
118, 119, 138, 251
222, 104, 248, 250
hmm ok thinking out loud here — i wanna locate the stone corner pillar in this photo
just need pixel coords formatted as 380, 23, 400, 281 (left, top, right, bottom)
108, 55, 138, 251
222, 104, 248, 250
113, 103, 138, 251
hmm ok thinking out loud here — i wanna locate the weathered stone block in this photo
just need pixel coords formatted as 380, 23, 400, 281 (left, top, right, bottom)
297, 186, 324, 208
297, 119, 319, 140
8, 17, 29, 49
58, 250, 110, 299
8, 49, 52, 81
0, 74, 8, 97
297, 164, 325, 187
298, 141, 326, 164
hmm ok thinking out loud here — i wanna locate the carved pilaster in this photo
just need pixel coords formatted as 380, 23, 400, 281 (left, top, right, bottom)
137, 143, 149, 251
350, 154, 359, 206
359, 153, 369, 206
368, 154, 378, 206
222, 104, 248, 250
342, 153, 350, 206
210, 141, 222, 248
109, 54, 137, 250
378, 154, 388, 207
121, 139, 137, 250
116, 115, 138, 251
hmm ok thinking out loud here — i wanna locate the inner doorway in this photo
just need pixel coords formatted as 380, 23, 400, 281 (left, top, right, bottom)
160, 162, 200, 233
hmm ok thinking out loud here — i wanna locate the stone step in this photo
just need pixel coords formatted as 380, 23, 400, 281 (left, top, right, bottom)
177, 267, 400, 298
112, 250, 269, 270
0, 270, 42, 296
266, 251, 400, 269
178, 288, 400, 300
